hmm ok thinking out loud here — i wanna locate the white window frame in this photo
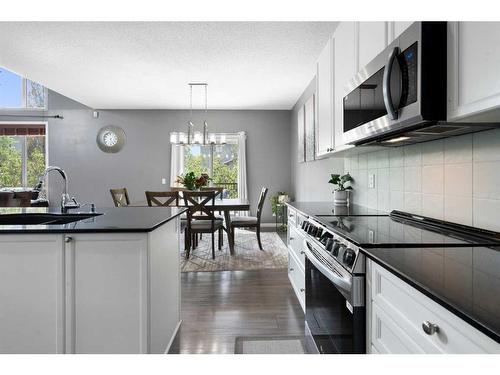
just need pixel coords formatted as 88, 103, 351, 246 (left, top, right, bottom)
0, 69, 48, 111
0, 121, 48, 187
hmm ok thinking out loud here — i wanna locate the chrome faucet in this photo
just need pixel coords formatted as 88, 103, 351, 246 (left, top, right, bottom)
34, 166, 80, 213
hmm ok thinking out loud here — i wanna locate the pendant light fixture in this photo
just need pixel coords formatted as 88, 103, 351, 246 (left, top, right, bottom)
170, 83, 225, 146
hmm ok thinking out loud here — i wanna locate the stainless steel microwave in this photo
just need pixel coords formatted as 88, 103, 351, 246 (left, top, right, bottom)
342, 22, 460, 146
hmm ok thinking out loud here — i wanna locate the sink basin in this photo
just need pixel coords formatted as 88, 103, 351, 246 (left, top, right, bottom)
0, 212, 102, 225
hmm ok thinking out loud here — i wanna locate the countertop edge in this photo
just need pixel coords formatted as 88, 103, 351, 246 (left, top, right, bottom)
361, 249, 500, 344
0, 207, 188, 234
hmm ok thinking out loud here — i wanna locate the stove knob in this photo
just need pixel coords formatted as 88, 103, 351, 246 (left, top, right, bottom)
301, 221, 307, 230
308, 225, 317, 236
316, 228, 323, 238
343, 248, 356, 267
303, 222, 309, 232
331, 241, 342, 256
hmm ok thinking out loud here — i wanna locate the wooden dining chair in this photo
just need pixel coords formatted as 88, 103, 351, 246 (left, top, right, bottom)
200, 186, 224, 199
183, 191, 225, 260
110, 188, 130, 207
230, 187, 268, 250
145, 191, 179, 206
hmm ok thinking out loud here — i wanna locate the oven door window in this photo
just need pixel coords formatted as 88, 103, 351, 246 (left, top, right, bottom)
305, 258, 364, 354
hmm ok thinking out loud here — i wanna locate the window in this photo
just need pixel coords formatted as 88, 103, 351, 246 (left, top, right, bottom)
183, 142, 239, 198
0, 67, 47, 109
0, 124, 47, 188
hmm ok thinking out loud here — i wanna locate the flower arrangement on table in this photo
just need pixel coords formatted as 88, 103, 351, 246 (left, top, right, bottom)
176, 172, 211, 190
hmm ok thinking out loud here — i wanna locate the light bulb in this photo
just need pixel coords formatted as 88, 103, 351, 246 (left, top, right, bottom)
220, 134, 226, 144
209, 134, 216, 144
179, 133, 186, 144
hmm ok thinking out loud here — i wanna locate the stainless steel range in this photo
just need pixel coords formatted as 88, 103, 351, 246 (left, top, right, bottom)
300, 218, 366, 354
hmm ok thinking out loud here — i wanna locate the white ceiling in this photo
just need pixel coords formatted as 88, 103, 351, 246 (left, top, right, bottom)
0, 22, 338, 110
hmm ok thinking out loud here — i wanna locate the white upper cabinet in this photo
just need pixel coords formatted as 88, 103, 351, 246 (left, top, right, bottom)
388, 21, 413, 43
448, 22, 500, 121
357, 22, 388, 69
316, 37, 335, 156
334, 22, 357, 148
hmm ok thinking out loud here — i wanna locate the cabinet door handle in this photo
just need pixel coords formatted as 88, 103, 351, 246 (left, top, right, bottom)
300, 251, 305, 255
64, 236, 73, 243
289, 268, 294, 271
300, 288, 305, 292
422, 321, 439, 335
290, 237, 295, 241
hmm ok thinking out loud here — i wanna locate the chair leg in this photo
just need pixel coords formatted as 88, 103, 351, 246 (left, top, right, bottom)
185, 229, 191, 259
218, 228, 223, 250
211, 232, 215, 259
256, 226, 263, 250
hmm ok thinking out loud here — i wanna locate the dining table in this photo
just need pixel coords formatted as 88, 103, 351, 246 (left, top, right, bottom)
130, 198, 250, 255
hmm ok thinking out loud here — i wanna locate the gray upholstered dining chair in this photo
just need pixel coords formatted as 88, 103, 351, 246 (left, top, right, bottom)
229, 187, 268, 250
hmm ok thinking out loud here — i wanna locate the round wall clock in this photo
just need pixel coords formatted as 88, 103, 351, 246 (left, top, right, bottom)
96, 126, 126, 153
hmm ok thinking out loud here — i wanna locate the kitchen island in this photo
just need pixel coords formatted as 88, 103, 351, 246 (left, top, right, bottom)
0, 206, 185, 354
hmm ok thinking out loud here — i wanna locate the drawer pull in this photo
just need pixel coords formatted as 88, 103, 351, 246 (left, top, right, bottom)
289, 268, 294, 271
300, 251, 305, 255
290, 237, 295, 241
300, 288, 305, 292
65, 236, 73, 243
422, 321, 439, 335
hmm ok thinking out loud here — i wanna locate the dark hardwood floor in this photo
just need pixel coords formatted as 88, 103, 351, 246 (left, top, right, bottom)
168, 268, 305, 354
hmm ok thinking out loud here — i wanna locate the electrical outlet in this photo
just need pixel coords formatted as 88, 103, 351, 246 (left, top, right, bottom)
368, 174, 375, 189
161, 178, 167, 185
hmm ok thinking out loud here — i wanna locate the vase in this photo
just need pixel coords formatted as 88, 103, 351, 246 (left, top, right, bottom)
333, 190, 349, 206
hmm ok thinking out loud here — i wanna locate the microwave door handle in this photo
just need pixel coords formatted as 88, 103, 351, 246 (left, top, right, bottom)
383, 46, 400, 120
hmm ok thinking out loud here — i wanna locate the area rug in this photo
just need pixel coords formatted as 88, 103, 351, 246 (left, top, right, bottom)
180, 229, 288, 272
234, 336, 307, 354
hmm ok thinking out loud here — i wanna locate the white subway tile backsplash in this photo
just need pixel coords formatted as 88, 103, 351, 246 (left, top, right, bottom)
404, 144, 422, 166
473, 198, 500, 231
378, 168, 389, 191
444, 195, 473, 226
444, 134, 472, 164
422, 165, 444, 194
389, 148, 404, 167
378, 189, 390, 212
404, 166, 422, 193
358, 154, 367, 170
422, 139, 444, 165
444, 163, 472, 197
473, 161, 500, 200
390, 191, 404, 211
422, 194, 444, 220
345, 132, 500, 232
389, 167, 404, 191
404, 192, 422, 214
377, 150, 390, 169
473, 129, 500, 162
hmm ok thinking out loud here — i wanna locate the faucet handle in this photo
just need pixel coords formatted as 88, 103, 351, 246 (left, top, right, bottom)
80, 203, 96, 213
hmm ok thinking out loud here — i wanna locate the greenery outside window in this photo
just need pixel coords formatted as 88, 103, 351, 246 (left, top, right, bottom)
183, 142, 239, 198
0, 67, 47, 109
0, 124, 47, 188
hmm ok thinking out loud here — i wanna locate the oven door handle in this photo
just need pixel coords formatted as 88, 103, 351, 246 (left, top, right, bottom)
303, 240, 352, 292
383, 46, 400, 120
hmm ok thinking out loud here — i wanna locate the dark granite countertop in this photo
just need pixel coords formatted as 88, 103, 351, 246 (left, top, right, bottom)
0, 206, 186, 234
286, 201, 388, 217
362, 246, 500, 343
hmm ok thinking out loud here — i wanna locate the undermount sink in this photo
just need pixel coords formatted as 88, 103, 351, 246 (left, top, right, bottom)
0, 212, 102, 225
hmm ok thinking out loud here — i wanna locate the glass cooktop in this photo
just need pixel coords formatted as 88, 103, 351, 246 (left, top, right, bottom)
314, 214, 500, 248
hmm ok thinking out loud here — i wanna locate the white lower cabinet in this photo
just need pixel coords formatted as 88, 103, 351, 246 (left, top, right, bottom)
367, 259, 500, 353
287, 212, 305, 313
0, 219, 180, 354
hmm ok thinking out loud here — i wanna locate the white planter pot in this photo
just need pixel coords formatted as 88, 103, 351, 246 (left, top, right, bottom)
333, 190, 349, 206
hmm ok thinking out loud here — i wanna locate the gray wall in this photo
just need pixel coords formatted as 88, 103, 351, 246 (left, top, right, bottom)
1, 91, 291, 222
290, 78, 344, 201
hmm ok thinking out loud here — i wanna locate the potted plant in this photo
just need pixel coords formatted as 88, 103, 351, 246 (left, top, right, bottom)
176, 172, 211, 190
270, 192, 290, 231
328, 173, 353, 205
